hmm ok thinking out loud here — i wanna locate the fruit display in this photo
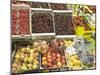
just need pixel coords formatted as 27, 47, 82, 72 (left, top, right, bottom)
31, 2, 41, 8
50, 3, 67, 10
40, 3, 49, 8
32, 12, 54, 33
11, 42, 40, 73
73, 16, 91, 31
54, 13, 75, 35
12, 9, 18, 35
11, 0, 96, 74
12, 5, 30, 35
66, 52, 82, 70
12, 0, 30, 5
41, 39, 67, 69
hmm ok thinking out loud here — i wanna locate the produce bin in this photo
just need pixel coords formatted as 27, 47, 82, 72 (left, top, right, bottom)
31, 8, 55, 36
11, 40, 40, 74
53, 10, 75, 36
12, 4, 31, 38
11, 0, 96, 74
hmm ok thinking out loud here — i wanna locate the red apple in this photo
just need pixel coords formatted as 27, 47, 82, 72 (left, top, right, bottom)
53, 64, 57, 68
56, 58, 61, 62
48, 58, 52, 62
61, 59, 66, 64
47, 52, 51, 56
60, 41, 64, 46
47, 55, 52, 59
57, 53, 61, 58
52, 56, 56, 61
52, 53, 56, 57
42, 49, 47, 54
47, 63, 52, 67
62, 56, 65, 60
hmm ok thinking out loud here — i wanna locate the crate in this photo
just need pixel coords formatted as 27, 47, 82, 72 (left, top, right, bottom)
31, 8, 55, 36
12, 4, 31, 38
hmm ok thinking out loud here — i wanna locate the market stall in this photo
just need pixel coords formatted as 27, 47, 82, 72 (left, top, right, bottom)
11, 0, 96, 74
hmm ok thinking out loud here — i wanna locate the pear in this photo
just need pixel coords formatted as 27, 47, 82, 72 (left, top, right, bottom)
24, 57, 28, 63
32, 64, 38, 69
30, 49, 34, 54
33, 42, 39, 47
34, 59, 39, 65
15, 54, 20, 59
28, 56, 33, 63
21, 65, 27, 71
21, 48, 26, 53
27, 64, 32, 68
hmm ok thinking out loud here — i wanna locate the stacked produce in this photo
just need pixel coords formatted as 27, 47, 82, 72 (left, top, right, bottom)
73, 16, 91, 31
66, 53, 82, 70
18, 9, 30, 35
50, 3, 67, 10
12, 8, 30, 35
11, 1, 96, 73
12, 0, 30, 5
54, 13, 75, 35
32, 13, 54, 33
41, 39, 66, 69
31, 2, 41, 8
12, 44, 39, 73
40, 3, 49, 8
12, 9, 18, 35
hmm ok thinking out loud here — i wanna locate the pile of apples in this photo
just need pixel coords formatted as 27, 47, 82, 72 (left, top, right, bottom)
12, 45, 39, 73
41, 39, 67, 69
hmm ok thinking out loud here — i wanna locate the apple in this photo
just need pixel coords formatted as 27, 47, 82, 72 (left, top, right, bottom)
24, 57, 28, 62
41, 40, 47, 45
53, 64, 57, 68
34, 52, 39, 57
28, 57, 33, 63
61, 59, 66, 64
52, 56, 56, 61
34, 59, 38, 65
14, 59, 19, 63
62, 56, 65, 60
21, 48, 26, 53
57, 61, 62, 67
12, 67, 16, 73
30, 49, 34, 53
42, 60, 47, 65
42, 57, 46, 61
57, 53, 61, 58
34, 47, 38, 52
47, 55, 52, 59
47, 63, 52, 67
52, 53, 56, 57
12, 63, 18, 68
27, 64, 32, 68
47, 58, 52, 62
60, 41, 64, 46
32, 64, 38, 69
33, 42, 39, 48
42, 49, 47, 54
47, 52, 51, 56
57, 58, 61, 62
21, 65, 27, 70
20, 53, 25, 60
15, 54, 20, 59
